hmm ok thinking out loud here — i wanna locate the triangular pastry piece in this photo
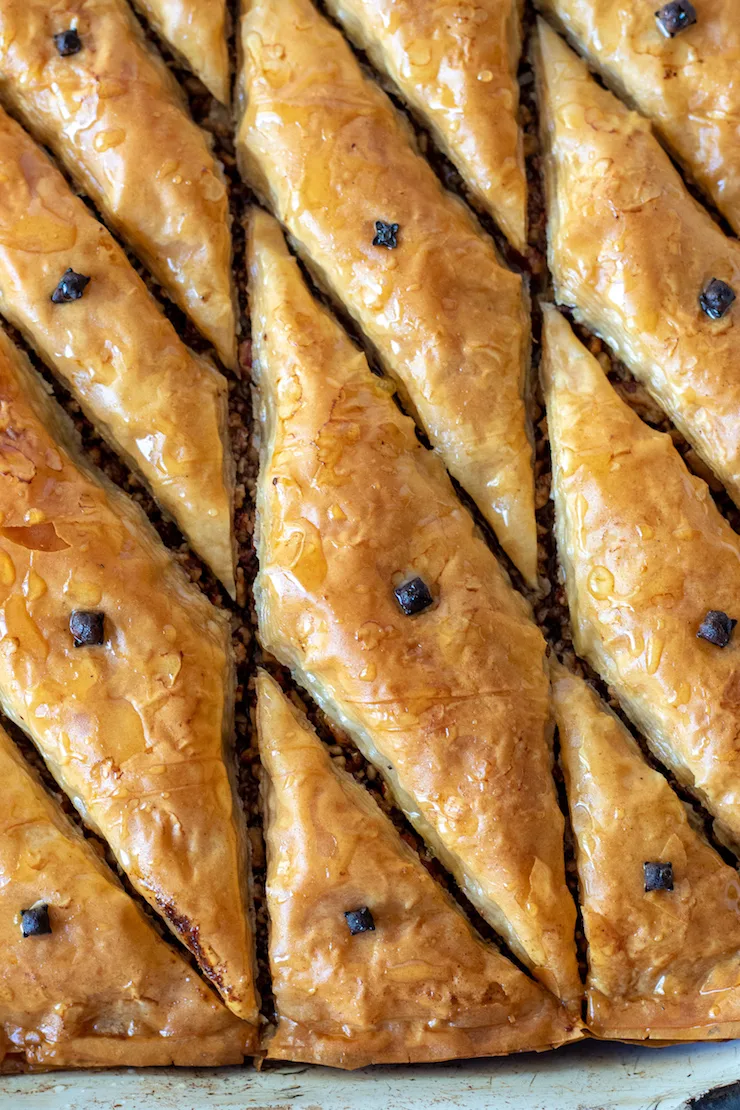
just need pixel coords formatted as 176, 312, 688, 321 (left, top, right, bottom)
0, 107, 234, 594
238, 0, 537, 584
323, 0, 527, 251
0, 724, 251, 1069
0, 0, 236, 367
0, 326, 257, 1026
542, 304, 740, 853
249, 210, 580, 1007
552, 663, 740, 1042
131, 0, 230, 104
257, 670, 581, 1068
537, 20, 740, 508
536, 0, 740, 235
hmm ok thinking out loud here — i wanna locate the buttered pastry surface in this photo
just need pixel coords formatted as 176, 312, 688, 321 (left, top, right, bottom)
1, 0, 739, 1075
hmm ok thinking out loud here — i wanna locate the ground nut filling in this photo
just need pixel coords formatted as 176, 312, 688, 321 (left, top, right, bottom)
0, 0, 737, 1063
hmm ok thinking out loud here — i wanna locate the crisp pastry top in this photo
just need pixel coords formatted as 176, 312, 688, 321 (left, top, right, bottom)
0, 723, 249, 1071
537, 20, 740, 509
130, 0, 230, 104
0, 0, 236, 367
257, 670, 581, 1069
0, 106, 234, 595
323, 0, 527, 251
542, 305, 740, 853
536, 0, 740, 236
553, 663, 740, 1042
249, 209, 580, 1008
238, 0, 537, 585
0, 326, 257, 1026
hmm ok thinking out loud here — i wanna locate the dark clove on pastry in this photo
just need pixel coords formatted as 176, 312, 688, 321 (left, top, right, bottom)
21, 902, 52, 937
51, 268, 91, 303
372, 221, 399, 249
70, 610, 106, 647
53, 29, 83, 56
394, 576, 433, 615
344, 907, 375, 935
699, 278, 736, 320
697, 609, 737, 648
644, 862, 674, 892
654, 0, 697, 36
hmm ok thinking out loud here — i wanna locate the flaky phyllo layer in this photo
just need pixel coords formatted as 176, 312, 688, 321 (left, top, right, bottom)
4, 0, 740, 1072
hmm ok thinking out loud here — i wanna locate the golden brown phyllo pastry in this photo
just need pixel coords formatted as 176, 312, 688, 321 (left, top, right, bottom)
130, 0, 230, 104
537, 19, 740, 510
0, 106, 235, 595
536, 0, 740, 235
0, 723, 250, 1070
542, 304, 740, 854
249, 208, 581, 1009
257, 670, 582, 1067
0, 0, 236, 366
553, 663, 740, 1042
322, 0, 527, 251
238, 0, 537, 584
0, 326, 257, 1030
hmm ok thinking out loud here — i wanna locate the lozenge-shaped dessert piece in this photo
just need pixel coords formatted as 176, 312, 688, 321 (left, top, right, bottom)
553, 663, 740, 1041
0, 325, 257, 1027
542, 304, 740, 852
537, 20, 740, 509
257, 670, 582, 1067
323, 0, 527, 250
0, 723, 251, 1070
0, 106, 234, 593
0, 0, 236, 366
131, 0, 230, 103
536, 0, 740, 235
238, 0, 537, 584
250, 209, 581, 1008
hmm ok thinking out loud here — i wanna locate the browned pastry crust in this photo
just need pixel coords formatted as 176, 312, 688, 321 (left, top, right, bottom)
0, 106, 235, 595
237, 0, 537, 585
249, 209, 581, 1008
537, 20, 740, 510
552, 663, 740, 1042
536, 0, 740, 236
257, 670, 582, 1068
323, 0, 527, 251
0, 0, 236, 367
0, 325, 258, 1028
0, 724, 251, 1071
541, 304, 740, 854
131, 0, 230, 104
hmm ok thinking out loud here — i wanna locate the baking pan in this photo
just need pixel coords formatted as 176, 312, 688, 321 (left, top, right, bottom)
2, 1041, 740, 1110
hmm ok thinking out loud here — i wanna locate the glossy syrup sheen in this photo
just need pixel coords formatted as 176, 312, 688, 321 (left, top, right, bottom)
0, 327, 257, 1028
538, 22, 740, 510
543, 305, 740, 856
0, 106, 234, 593
0, 0, 236, 366
238, 0, 538, 585
250, 210, 582, 1010
323, 0, 527, 251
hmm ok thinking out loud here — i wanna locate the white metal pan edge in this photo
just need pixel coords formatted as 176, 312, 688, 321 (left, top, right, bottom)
2, 1040, 739, 1110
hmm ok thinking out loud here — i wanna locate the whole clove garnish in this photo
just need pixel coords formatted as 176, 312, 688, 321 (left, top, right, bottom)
697, 610, 737, 648
655, 0, 697, 36
699, 278, 736, 320
644, 862, 674, 892
70, 610, 106, 647
51, 268, 91, 303
344, 907, 375, 935
21, 902, 52, 937
54, 29, 82, 56
372, 221, 399, 249
394, 576, 433, 616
